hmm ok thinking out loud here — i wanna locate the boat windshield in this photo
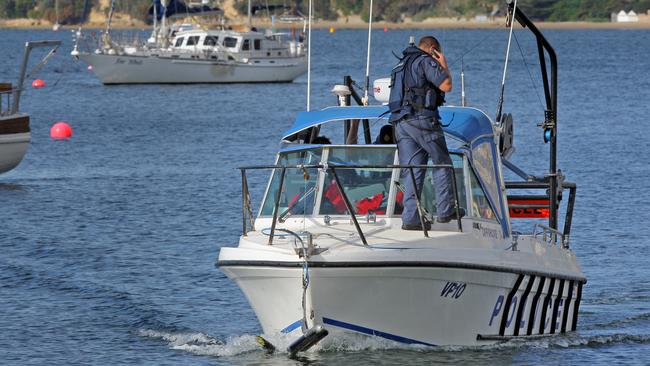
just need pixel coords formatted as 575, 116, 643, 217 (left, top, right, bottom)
320, 147, 395, 215
260, 149, 321, 217
394, 154, 468, 217
258, 146, 497, 221
471, 141, 502, 221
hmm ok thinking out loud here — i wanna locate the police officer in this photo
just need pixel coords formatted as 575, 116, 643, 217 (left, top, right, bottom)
389, 36, 464, 230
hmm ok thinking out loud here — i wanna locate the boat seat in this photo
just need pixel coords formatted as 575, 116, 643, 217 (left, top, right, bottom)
344, 183, 387, 205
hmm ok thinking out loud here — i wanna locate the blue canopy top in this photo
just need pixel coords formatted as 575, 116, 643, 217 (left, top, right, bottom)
283, 106, 495, 144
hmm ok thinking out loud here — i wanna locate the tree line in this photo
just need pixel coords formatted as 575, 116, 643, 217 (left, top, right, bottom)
2, 0, 650, 24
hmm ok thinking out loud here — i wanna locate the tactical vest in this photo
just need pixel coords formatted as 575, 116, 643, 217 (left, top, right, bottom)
388, 47, 445, 123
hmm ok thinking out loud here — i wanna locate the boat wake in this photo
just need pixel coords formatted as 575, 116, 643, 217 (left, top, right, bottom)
138, 329, 264, 357
137, 327, 650, 358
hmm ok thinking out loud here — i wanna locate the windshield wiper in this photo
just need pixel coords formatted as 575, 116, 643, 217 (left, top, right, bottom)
278, 186, 316, 223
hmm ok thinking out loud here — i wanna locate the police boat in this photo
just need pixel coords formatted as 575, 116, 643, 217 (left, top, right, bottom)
218, 1, 586, 349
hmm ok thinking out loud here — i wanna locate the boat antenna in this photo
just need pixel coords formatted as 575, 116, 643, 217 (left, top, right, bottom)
306, 0, 313, 111
495, 0, 517, 123
362, 0, 374, 105
461, 57, 466, 107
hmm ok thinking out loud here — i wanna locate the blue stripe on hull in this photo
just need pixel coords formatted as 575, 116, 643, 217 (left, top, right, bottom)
281, 319, 303, 333
322, 317, 436, 347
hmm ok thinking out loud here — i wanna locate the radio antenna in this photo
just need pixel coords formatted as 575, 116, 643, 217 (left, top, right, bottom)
306, 0, 313, 111
362, 0, 374, 105
461, 58, 466, 107
495, 0, 517, 123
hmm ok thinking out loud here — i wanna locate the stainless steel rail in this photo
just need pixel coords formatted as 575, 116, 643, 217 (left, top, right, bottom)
238, 163, 463, 245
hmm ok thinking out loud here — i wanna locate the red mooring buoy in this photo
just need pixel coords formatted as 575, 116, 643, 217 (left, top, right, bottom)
32, 79, 46, 88
50, 122, 72, 139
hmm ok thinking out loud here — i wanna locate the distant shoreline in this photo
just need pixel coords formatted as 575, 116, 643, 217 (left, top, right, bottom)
2, 17, 650, 31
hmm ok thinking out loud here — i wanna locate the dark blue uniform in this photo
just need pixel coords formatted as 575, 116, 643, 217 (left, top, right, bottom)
390, 47, 455, 226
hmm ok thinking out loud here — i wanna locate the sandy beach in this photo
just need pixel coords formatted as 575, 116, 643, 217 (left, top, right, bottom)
2, 14, 650, 30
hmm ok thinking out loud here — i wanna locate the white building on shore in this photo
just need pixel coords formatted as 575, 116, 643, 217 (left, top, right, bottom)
611, 10, 640, 22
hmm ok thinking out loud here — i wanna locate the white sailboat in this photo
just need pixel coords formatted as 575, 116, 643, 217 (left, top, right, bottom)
72, 0, 307, 84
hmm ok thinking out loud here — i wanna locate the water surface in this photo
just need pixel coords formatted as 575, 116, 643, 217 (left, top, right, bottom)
1, 27, 649, 365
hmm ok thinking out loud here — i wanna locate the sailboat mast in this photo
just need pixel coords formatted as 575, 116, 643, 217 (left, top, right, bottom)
55, 0, 60, 23
106, 0, 116, 35
153, 0, 158, 38
248, 0, 252, 28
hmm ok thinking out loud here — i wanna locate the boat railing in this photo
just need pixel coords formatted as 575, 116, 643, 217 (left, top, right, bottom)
238, 163, 463, 246
532, 223, 567, 249
505, 181, 576, 248
0, 84, 14, 116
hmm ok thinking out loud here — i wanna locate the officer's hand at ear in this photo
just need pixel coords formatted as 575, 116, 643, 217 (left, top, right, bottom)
430, 48, 452, 92
431, 48, 448, 71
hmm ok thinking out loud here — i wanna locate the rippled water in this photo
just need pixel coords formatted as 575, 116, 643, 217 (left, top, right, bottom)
1, 27, 649, 365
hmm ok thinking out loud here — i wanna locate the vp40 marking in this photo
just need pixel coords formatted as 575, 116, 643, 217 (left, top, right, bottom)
441, 282, 467, 299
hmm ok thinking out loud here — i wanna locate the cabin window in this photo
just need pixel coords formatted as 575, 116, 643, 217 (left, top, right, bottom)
261, 149, 322, 217
174, 37, 184, 47
242, 39, 250, 51
472, 142, 502, 218
319, 147, 395, 216
394, 154, 468, 217
224, 37, 238, 48
254, 39, 261, 50
186, 36, 200, 46
204, 36, 219, 46
469, 167, 496, 220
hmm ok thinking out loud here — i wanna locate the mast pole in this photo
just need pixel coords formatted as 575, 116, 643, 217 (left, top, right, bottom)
248, 0, 252, 28
106, 0, 116, 35
461, 58, 466, 106
153, 0, 158, 42
55, 0, 60, 24
306, 0, 312, 111
362, 0, 374, 105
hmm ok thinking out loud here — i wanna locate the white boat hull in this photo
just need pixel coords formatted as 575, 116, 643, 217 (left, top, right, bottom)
80, 53, 308, 84
0, 116, 30, 174
219, 228, 585, 347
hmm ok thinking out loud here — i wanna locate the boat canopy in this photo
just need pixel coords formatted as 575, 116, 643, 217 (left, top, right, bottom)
282, 106, 496, 145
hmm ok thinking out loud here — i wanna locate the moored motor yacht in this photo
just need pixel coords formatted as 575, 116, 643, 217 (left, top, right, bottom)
218, 1, 586, 349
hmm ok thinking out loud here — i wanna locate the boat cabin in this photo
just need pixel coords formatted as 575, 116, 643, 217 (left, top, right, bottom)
250, 106, 512, 239
170, 29, 301, 58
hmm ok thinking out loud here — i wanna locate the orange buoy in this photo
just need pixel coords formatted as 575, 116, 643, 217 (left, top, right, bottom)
50, 122, 72, 139
329, 27, 335, 33
32, 79, 46, 88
